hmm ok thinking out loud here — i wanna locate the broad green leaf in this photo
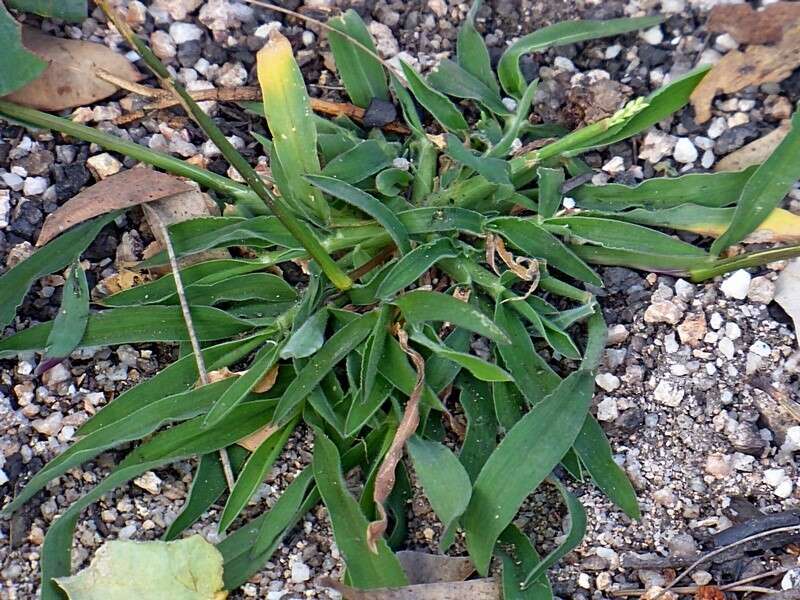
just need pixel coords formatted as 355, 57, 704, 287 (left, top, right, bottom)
7, 0, 86, 21
428, 59, 509, 115
497, 526, 553, 600
164, 447, 249, 540
203, 342, 284, 428
272, 310, 379, 425
182, 273, 297, 306
306, 175, 412, 254
43, 261, 89, 361
345, 375, 392, 436
40, 399, 278, 600
78, 335, 267, 436
280, 308, 328, 359
393, 290, 509, 343
444, 133, 511, 184
407, 435, 472, 551
0, 306, 254, 359
571, 167, 756, 211
521, 478, 587, 587
0, 213, 116, 329
54, 536, 225, 600
376, 238, 459, 298
219, 417, 298, 532
321, 139, 394, 183
0, 3, 47, 95
327, 9, 390, 108
375, 168, 414, 196
537, 167, 564, 219
391, 73, 424, 136
487, 217, 602, 286
400, 61, 468, 133
410, 330, 513, 382
398, 206, 485, 235
257, 30, 327, 220
498, 16, 662, 97
574, 416, 640, 519
318, 131, 359, 163
462, 370, 594, 575
457, 0, 499, 95
2, 378, 240, 516
457, 376, 497, 481
492, 377, 525, 433
425, 326, 471, 393
312, 430, 408, 588
712, 107, 800, 255
569, 244, 711, 274
360, 304, 392, 403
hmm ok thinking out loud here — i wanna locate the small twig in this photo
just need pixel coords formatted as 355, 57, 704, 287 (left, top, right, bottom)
612, 585, 778, 597
144, 206, 236, 490
651, 524, 800, 599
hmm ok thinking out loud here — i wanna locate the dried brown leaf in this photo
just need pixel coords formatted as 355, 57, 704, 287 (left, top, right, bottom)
98, 268, 147, 295
37, 169, 192, 246
237, 423, 280, 452
695, 585, 725, 600
715, 120, 792, 171
253, 364, 280, 393
690, 26, 800, 123
707, 2, 800, 45
4, 27, 143, 111
366, 327, 424, 553
395, 552, 475, 585
205, 367, 238, 385
321, 577, 500, 600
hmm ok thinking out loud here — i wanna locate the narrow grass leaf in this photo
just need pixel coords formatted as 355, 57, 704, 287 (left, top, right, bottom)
257, 30, 327, 220
0, 306, 254, 359
398, 206, 485, 235
444, 133, 511, 184
321, 139, 394, 183
345, 375, 393, 436
537, 167, 565, 219
457, 376, 497, 481
281, 308, 328, 359
498, 16, 662, 97
7, 0, 86, 21
273, 310, 379, 426
711, 107, 800, 254
521, 478, 587, 587
360, 304, 392, 403
376, 238, 459, 298
203, 342, 283, 428
307, 175, 411, 254
427, 59, 509, 115
492, 378, 525, 433
400, 61, 468, 133
407, 435, 472, 551
497, 525, 553, 600
327, 9, 390, 108
410, 330, 513, 382
43, 261, 89, 361
0, 212, 116, 329
312, 430, 408, 588
182, 273, 297, 306
394, 290, 509, 343
462, 369, 594, 575
219, 417, 298, 532
457, 0, 499, 94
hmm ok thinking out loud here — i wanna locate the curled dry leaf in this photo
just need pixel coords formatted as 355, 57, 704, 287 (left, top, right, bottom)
707, 2, 800, 45
37, 169, 192, 246
395, 552, 475, 585
321, 577, 499, 600
366, 327, 424, 553
4, 27, 142, 112
237, 423, 280, 452
715, 120, 792, 172
690, 25, 800, 123
695, 585, 725, 600
97, 268, 148, 295
253, 363, 280, 393
775, 259, 800, 344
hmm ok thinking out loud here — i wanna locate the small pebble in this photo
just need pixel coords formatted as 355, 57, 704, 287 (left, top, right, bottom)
720, 269, 751, 300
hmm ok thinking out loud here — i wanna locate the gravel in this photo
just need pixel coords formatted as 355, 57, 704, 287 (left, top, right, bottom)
2, 0, 800, 599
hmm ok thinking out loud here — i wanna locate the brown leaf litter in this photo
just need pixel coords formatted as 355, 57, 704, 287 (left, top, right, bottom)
714, 120, 792, 172
707, 2, 800, 45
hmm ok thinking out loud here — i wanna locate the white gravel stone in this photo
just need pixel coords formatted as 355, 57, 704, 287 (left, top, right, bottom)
606, 324, 629, 345
1, 172, 24, 191
605, 44, 622, 59
87, 153, 122, 179
23, 176, 48, 196
596, 397, 619, 421
427, 0, 447, 17
254, 21, 281, 38
42, 363, 71, 386
150, 30, 176, 59
724, 322, 741, 340
0, 190, 10, 228
701, 150, 715, 169
217, 62, 247, 87
748, 276, 775, 304
602, 156, 625, 174
662, 0, 686, 12
705, 453, 732, 478
654, 380, 684, 407
368, 21, 399, 57
169, 22, 204, 44
640, 25, 663, 45
596, 373, 621, 392
638, 130, 676, 163
32, 412, 63, 437
749, 340, 771, 357
673, 138, 698, 163
553, 56, 575, 71
290, 560, 311, 583
718, 336, 735, 359
715, 33, 739, 51
644, 300, 683, 325
134, 471, 163, 494
707, 117, 727, 139
720, 269, 751, 300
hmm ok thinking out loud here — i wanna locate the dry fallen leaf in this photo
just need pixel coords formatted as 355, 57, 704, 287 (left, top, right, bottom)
707, 2, 800, 45
321, 578, 500, 600
690, 25, 800, 123
237, 423, 280, 452
4, 27, 142, 112
682, 208, 800, 245
715, 120, 791, 171
695, 585, 725, 600
205, 367, 237, 385
37, 169, 192, 246
97, 269, 148, 295
395, 552, 475, 585
253, 364, 280, 393
775, 259, 800, 345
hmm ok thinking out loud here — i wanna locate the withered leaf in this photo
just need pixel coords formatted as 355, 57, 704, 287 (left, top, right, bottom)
690, 26, 800, 123
321, 578, 500, 600
4, 27, 142, 111
707, 2, 800, 45
395, 552, 475, 585
237, 423, 280, 452
37, 169, 191, 246
715, 120, 792, 172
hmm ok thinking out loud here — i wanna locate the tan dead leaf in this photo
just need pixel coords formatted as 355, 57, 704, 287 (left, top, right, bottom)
776, 259, 800, 345
205, 367, 238, 385
690, 26, 800, 123
684, 208, 800, 244
3, 27, 143, 112
253, 364, 280, 393
237, 423, 280, 452
707, 2, 800, 45
321, 577, 500, 600
37, 169, 192, 246
695, 585, 725, 600
395, 552, 475, 585
98, 269, 148, 295
715, 120, 792, 171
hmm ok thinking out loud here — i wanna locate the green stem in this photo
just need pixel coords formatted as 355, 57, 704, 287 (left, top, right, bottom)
0, 99, 256, 203
689, 245, 800, 282
99, 1, 352, 291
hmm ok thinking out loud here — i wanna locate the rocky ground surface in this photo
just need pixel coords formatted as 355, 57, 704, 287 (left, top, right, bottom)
1, 0, 800, 598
